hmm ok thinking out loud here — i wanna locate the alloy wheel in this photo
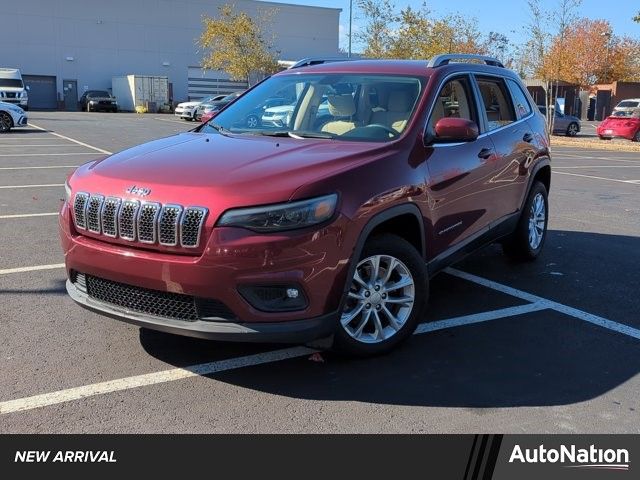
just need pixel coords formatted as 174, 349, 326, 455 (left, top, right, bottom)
340, 254, 415, 344
567, 123, 578, 136
528, 192, 546, 249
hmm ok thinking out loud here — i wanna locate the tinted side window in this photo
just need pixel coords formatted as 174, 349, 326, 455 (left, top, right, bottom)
476, 77, 516, 131
506, 79, 532, 120
427, 76, 477, 135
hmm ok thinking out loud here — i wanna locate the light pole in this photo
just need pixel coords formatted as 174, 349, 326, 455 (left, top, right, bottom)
348, 0, 353, 58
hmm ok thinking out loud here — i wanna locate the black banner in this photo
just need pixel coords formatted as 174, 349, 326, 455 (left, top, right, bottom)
0, 435, 636, 478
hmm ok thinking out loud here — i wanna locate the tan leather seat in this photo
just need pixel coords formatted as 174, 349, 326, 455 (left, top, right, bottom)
321, 94, 357, 135
370, 90, 411, 133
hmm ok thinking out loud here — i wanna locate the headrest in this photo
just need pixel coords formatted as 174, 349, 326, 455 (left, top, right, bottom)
388, 90, 411, 112
327, 94, 356, 117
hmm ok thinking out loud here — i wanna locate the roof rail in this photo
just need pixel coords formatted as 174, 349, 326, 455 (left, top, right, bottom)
427, 54, 504, 69
289, 57, 352, 69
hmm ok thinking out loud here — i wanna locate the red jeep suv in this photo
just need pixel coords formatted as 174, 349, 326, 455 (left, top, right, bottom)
60, 55, 550, 356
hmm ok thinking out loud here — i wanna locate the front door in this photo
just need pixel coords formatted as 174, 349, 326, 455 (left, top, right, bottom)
63, 79, 78, 111
473, 75, 535, 220
423, 74, 499, 257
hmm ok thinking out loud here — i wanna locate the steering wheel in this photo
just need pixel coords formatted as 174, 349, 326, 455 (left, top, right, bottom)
366, 124, 400, 138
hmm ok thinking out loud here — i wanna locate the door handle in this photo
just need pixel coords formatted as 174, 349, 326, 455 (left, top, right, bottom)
523, 133, 534, 143
478, 148, 493, 159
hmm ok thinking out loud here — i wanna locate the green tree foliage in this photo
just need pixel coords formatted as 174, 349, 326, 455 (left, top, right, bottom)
355, 1, 488, 59
199, 4, 280, 86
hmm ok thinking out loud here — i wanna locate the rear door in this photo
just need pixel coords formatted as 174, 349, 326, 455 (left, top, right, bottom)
423, 74, 500, 257
472, 75, 535, 221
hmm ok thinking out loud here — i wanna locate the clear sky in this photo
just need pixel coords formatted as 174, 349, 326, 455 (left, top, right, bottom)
265, 0, 639, 52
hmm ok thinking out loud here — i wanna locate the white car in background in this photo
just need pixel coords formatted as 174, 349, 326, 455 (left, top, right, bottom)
613, 99, 640, 117
0, 101, 28, 133
175, 94, 226, 121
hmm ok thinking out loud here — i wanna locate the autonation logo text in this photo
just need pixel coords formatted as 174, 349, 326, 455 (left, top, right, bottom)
509, 444, 630, 471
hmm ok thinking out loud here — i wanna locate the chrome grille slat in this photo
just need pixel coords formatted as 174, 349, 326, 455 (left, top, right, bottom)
73, 192, 89, 230
159, 204, 182, 246
180, 207, 208, 248
73, 193, 207, 250
118, 200, 140, 241
137, 202, 160, 244
101, 197, 121, 238
86, 195, 104, 233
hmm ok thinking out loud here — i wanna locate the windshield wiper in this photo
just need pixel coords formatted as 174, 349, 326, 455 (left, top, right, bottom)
251, 130, 334, 139
206, 123, 232, 137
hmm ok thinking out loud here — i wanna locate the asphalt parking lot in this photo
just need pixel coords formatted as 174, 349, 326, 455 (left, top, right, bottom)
1, 111, 639, 433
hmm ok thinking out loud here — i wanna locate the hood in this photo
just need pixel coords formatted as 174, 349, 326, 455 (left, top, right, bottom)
0, 101, 23, 109
0, 86, 25, 92
177, 101, 200, 108
264, 105, 294, 114
72, 132, 389, 221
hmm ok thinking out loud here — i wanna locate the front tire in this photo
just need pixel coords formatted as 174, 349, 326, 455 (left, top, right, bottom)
334, 234, 428, 356
0, 112, 12, 133
566, 122, 579, 137
633, 130, 640, 142
502, 181, 549, 261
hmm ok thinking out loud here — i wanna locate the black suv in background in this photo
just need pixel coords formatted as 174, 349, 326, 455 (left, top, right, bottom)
79, 90, 118, 112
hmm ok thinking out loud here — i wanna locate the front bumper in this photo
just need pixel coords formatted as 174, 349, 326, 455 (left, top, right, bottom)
59, 201, 355, 342
66, 279, 337, 342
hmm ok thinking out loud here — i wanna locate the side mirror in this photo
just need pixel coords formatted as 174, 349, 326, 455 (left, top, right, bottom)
25, 86, 30, 91
428, 117, 479, 144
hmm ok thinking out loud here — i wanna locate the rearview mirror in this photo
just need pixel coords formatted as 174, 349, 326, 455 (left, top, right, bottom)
429, 117, 479, 144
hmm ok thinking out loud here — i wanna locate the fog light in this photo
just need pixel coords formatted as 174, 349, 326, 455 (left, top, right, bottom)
238, 284, 308, 312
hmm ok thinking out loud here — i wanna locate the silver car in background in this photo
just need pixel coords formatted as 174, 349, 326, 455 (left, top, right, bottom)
537, 105, 581, 136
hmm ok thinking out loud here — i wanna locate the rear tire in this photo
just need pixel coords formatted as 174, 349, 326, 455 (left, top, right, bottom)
333, 234, 428, 357
633, 130, 640, 142
502, 181, 548, 261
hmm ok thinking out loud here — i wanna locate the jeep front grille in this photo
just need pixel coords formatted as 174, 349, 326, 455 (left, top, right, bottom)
75, 272, 235, 322
72, 192, 208, 248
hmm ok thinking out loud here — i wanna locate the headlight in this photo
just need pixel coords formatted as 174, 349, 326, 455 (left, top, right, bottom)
89, 100, 96, 104
8, 105, 23, 113
64, 179, 72, 203
217, 194, 338, 232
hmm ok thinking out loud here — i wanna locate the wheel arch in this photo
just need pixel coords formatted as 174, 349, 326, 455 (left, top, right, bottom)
338, 203, 426, 306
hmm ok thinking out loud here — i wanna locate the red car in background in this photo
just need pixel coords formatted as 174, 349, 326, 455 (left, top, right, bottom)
597, 111, 640, 142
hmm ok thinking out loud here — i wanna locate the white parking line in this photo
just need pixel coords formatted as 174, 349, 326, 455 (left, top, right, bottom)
554, 153, 640, 163
0, 136, 57, 140
0, 165, 78, 171
0, 212, 58, 219
553, 171, 639, 185
0, 183, 63, 189
0, 263, 65, 275
0, 144, 85, 147
0, 347, 316, 415
154, 117, 191, 125
0, 153, 97, 157
1, 267, 638, 414
554, 165, 640, 169
446, 268, 640, 340
0, 303, 542, 415
28, 122, 113, 155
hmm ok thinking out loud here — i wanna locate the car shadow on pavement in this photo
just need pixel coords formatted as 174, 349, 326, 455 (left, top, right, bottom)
0, 279, 67, 296
140, 230, 640, 408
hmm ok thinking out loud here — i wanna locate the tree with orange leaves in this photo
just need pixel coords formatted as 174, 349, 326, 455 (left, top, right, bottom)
539, 18, 640, 87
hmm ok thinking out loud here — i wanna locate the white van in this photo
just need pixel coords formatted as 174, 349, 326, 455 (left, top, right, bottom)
0, 68, 29, 110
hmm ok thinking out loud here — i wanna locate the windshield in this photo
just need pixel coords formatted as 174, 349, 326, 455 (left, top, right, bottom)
88, 91, 110, 97
0, 79, 24, 88
617, 101, 640, 109
201, 73, 424, 142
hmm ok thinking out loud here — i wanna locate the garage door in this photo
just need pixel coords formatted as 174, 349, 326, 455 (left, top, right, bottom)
22, 75, 57, 110
187, 67, 247, 101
